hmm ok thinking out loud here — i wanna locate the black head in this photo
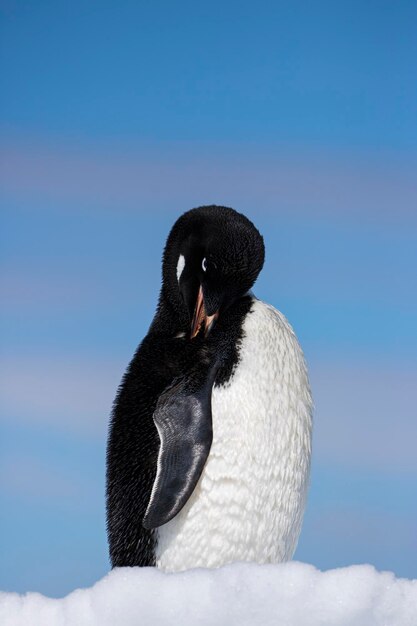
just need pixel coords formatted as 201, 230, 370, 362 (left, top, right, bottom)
161, 205, 265, 337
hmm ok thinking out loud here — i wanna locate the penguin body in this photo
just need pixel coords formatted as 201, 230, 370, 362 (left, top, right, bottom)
106, 206, 312, 570
156, 298, 312, 570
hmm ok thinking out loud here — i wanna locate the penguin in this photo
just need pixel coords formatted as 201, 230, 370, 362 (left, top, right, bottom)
106, 205, 312, 571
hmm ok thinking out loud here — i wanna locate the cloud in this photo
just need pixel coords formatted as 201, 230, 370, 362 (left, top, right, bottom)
0, 455, 79, 502
297, 504, 417, 578
1, 135, 416, 224
0, 356, 122, 438
1, 354, 416, 475
306, 507, 417, 551
309, 358, 417, 473
0, 271, 109, 312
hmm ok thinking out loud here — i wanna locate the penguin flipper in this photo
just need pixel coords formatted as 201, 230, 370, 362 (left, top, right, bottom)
142, 364, 218, 529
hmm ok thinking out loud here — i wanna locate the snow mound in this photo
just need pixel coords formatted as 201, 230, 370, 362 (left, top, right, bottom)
1, 562, 416, 626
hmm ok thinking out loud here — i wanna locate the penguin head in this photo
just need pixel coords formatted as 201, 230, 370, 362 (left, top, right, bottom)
162, 205, 265, 337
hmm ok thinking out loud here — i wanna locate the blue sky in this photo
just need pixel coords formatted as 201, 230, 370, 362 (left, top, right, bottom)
1, 1, 416, 596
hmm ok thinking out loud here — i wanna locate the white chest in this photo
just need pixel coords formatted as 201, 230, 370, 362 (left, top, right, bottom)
155, 298, 313, 571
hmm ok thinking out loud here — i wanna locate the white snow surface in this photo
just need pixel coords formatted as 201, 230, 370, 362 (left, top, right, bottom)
1, 562, 417, 626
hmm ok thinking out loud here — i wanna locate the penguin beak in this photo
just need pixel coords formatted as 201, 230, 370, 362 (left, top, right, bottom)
190, 286, 219, 339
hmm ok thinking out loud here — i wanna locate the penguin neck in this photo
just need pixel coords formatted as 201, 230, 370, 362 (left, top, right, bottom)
149, 285, 254, 339
149, 286, 190, 336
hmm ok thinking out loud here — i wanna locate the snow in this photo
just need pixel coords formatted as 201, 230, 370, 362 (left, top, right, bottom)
1, 562, 416, 626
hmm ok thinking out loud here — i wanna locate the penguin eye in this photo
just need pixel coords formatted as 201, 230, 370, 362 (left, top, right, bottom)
202, 257, 207, 272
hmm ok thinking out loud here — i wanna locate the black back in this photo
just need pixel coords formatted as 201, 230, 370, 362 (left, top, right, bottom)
106, 295, 253, 566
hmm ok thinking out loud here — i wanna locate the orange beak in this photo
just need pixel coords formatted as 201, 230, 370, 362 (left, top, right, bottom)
190, 286, 219, 339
